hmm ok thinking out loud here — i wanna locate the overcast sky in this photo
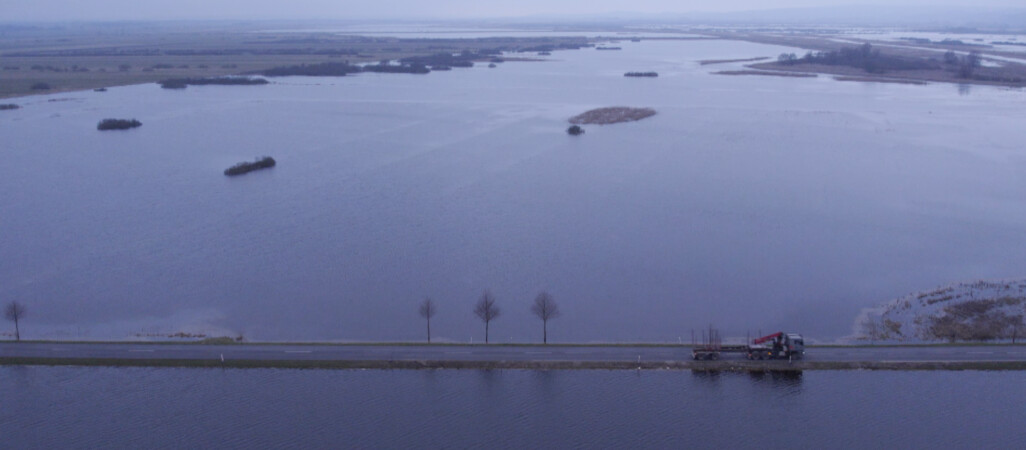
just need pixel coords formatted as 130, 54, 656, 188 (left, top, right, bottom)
2, 0, 1023, 22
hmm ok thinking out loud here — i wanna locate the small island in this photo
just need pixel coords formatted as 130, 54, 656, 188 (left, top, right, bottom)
596, 46, 622, 51
159, 77, 269, 89
624, 72, 658, 77
97, 118, 142, 130
567, 125, 584, 136
0, 104, 19, 110
224, 156, 276, 176
569, 107, 656, 125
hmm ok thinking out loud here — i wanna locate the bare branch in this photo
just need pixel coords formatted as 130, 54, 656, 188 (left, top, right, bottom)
474, 290, 500, 343
5, 301, 26, 341
419, 298, 436, 319
531, 291, 560, 321
474, 290, 500, 322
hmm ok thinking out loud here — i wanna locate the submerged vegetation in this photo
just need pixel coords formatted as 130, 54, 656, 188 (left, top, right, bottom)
97, 118, 142, 130
224, 156, 276, 176
569, 107, 656, 125
159, 77, 269, 89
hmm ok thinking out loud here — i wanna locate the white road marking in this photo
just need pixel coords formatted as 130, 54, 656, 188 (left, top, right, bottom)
284, 350, 312, 354
128, 349, 154, 353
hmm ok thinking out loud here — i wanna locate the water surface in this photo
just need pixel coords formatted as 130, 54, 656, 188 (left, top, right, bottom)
1, 366, 1024, 448
3, 38, 1026, 342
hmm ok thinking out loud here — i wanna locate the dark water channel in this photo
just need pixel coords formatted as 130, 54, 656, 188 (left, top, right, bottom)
1, 366, 1024, 448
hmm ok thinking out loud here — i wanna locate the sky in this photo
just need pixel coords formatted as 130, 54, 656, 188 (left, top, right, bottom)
2, 0, 1024, 22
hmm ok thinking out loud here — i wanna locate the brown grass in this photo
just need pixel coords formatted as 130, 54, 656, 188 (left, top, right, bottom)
569, 107, 657, 125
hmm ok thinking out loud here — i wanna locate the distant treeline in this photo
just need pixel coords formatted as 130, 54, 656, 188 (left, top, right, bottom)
624, 72, 658, 77
159, 77, 269, 89
899, 37, 989, 48
777, 43, 936, 73
97, 118, 142, 130
402, 49, 504, 68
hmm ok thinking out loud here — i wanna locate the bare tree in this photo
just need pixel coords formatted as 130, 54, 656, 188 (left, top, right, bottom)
861, 313, 883, 345
419, 297, 437, 343
531, 291, 561, 344
5, 301, 26, 342
473, 290, 501, 343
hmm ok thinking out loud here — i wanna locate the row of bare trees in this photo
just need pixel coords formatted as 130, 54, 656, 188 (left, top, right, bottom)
4, 293, 559, 344
419, 290, 561, 344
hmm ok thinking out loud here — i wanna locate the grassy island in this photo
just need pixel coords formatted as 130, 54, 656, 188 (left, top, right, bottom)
567, 125, 585, 135
224, 156, 276, 176
97, 118, 142, 130
0, 104, 19, 110
159, 77, 269, 89
569, 107, 656, 125
624, 72, 658, 77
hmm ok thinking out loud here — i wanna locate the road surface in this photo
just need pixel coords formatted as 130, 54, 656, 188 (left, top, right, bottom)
2, 342, 1024, 366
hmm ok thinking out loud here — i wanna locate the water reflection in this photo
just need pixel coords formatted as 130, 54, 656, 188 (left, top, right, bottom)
958, 83, 972, 95
747, 371, 804, 395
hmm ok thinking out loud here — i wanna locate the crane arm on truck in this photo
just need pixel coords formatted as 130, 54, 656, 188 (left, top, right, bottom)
753, 332, 783, 344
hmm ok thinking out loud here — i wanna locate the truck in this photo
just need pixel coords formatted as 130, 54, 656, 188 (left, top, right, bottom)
692, 331, 805, 361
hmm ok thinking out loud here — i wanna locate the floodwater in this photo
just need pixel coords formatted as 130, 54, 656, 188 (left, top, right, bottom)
1, 366, 1024, 448
3, 38, 1026, 342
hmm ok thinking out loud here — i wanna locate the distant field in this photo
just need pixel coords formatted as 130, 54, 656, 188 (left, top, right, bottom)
0, 23, 594, 98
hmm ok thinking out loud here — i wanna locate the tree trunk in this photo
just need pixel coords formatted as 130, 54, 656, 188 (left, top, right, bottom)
14, 317, 19, 342
427, 317, 431, 343
485, 321, 489, 343
543, 319, 547, 344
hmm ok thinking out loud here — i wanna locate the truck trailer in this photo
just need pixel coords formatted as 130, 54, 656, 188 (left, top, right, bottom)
692, 331, 805, 361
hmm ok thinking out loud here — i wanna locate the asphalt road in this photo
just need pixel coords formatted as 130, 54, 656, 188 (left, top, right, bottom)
1, 342, 1024, 364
